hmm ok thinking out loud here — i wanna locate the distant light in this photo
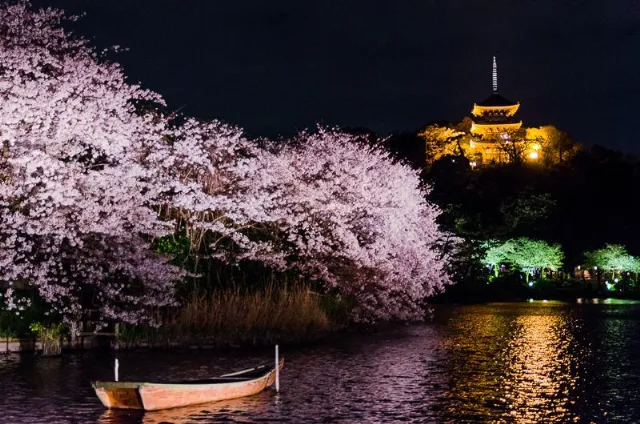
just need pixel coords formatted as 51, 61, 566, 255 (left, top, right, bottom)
528, 281, 534, 287
606, 282, 614, 291
470, 161, 477, 168
542, 299, 548, 303
577, 298, 583, 303
614, 278, 619, 283
528, 151, 539, 160
528, 298, 534, 303
577, 265, 581, 270
594, 266, 598, 270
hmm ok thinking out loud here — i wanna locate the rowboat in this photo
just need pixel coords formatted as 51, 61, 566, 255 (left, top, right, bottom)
92, 359, 284, 411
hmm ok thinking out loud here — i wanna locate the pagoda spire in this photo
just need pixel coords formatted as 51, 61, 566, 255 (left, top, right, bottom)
492, 56, 498, 93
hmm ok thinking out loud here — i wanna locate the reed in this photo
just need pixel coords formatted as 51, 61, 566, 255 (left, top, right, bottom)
120, 283, 341, 348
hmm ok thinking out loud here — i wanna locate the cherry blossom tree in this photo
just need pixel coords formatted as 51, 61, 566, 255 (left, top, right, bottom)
157, 125, 453, 321
150, 118, 288, 269
0, 2, 452, 326
259, 129, 452, 321
0, 1, 183, 326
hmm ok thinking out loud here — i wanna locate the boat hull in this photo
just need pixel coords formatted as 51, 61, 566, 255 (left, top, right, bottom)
92, 360, 282, 411
93, 382, 144, 410
139, 369, 276, 411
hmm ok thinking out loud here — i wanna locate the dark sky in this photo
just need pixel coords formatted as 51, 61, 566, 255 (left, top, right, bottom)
35, 0, 640, 152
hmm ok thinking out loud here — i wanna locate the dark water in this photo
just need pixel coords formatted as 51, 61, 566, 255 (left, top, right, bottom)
3, 301, 640, 423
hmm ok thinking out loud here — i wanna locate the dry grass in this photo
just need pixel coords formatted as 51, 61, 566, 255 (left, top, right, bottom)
120, 284, 337, 348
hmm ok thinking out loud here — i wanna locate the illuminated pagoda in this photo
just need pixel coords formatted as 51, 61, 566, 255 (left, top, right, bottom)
469, 57, 523, 164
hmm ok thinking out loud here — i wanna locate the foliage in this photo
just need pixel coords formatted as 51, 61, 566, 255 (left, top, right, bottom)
584, 244, 640, 275
152, 232, 191, 266
499, 193, 556, 233
0, 289, 51, 338
29, 322, 65, 356
482, 238, 564, 279
419, 123, 467, 166
526, 126, 581, 166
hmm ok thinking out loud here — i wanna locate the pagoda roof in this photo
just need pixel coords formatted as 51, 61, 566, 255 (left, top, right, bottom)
472, 115, 521, 125
476, 93, 518, 107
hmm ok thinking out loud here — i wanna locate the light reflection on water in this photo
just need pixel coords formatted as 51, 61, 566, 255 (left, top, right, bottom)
2, 303, 640, 423
503, 313, 575, 422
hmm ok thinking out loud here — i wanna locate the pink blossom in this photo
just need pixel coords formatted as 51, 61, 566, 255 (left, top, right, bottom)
0, 2, 182, 325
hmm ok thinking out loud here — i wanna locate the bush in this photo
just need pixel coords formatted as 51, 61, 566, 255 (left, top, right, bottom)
29, 322, 66, 356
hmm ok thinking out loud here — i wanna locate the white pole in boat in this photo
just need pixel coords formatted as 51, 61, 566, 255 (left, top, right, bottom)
114, 358, 119, 382
275, 345, 280, 393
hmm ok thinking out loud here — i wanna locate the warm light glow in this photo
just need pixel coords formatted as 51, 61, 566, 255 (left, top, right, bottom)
528, 151, 539, 160
502, 312, 575, 419
471, 103, 520, 117
532, 143, 541, 151
470, 161, 477, 168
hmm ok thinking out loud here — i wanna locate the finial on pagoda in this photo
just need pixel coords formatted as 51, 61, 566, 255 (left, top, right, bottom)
492, 56, 498, 93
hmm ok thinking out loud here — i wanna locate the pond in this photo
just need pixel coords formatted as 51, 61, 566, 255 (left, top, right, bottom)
2, 301, 640, 423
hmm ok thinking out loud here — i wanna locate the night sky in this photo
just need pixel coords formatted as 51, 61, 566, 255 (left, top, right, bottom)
35, 0, 640, 152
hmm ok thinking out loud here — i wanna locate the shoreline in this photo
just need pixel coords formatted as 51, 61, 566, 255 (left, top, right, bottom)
5, 295, 640, 355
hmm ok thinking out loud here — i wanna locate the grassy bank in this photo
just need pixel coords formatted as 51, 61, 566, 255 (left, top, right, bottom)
119, 285, 349, 349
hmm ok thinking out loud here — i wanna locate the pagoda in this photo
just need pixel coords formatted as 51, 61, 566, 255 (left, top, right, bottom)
469, 57, 523, 164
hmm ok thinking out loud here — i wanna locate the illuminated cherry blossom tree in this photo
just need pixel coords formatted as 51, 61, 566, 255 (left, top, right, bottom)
161, 126, 453, 321
0, 2, 183, 325
255, 129, 453, 321
150, 118, 287, 267
0, 2, 452, 326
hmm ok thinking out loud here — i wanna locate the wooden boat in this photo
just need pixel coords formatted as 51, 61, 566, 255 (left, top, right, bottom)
92, 359, 283, 411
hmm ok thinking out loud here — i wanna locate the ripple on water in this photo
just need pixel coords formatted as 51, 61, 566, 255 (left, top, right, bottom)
2, 303, 640, 423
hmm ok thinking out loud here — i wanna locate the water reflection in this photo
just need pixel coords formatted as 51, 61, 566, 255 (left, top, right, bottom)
98, 394, 276, 424
503, 313, 575, 422
3, 303, 640, 422
438, 304, 596, 422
